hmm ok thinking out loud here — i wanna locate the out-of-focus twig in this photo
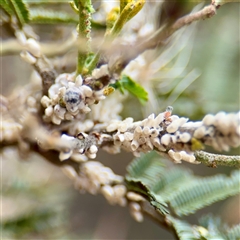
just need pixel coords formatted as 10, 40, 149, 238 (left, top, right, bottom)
0, 112, 80, 170
195, 151, 240, 168
110, 4, 217, 74
212, 0, 239, 7
0, 140, 80, 170
0, 32, 77, 57
33, 56, 57, 95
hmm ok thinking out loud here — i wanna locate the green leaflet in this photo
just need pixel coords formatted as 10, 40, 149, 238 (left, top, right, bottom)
125, 176, 169, 214
151, 167, 192, 201
126, 151, 240, 218
168, 214, 240, 240
168, 216, 204, 240
1, 0, 14, 16
111, 75, 148, 104
226, 224, 240, 240
167, 216, 225, 240
126, 151, 166, 185
199, 214, 240, 240
8, 0, 30, 27
73, 0, 79, 8
125, 151, 169, 215
108, 0, 145, 38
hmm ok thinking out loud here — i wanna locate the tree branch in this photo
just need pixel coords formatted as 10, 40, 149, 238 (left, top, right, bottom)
195, 150, 240, 168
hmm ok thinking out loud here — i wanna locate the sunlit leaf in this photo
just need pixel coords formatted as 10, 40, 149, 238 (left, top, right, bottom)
111, 75, 148, 103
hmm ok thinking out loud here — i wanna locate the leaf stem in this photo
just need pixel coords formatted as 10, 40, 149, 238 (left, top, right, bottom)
85, 0, 145, 75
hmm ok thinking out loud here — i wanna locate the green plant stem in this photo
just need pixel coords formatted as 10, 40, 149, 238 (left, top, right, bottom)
108, 5, 132, 38
76, 0, 93, 76
195, 151, 240, 168
108, 0, 145, 38
86, 0, 145, 75
85, 52, 100, 73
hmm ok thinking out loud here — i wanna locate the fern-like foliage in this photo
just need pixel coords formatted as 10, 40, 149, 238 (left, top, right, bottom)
166, 214, 240, 240
169, 170, 240, 216
126, 151, 169, 215
168, 216, 206, 240
226, 224, 240, 240
126, 152, 240, 239
126, 151, 164, 183
29, 8, 78, 24
168, 215, 227, 240
1, 0, 14, 16
199, 214, 240, 240
1, 0, 30, 27
126, 151, 240, 217
150, 166, 192, 203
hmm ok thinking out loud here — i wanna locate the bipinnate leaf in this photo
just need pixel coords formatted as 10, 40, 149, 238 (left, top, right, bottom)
126, 151, 169, 215
169, 170, 240, 216
9, 0, 30, 27
126, 151, 240, 218
168, 216, 203, 240
226, 224, 240, 240
168, 216, 225, 240
199, 214, 240, 240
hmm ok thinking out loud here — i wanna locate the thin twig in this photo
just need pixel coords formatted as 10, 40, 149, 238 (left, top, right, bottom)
110, 4, 217, 73
33, 56, 57, 95
195, 150, 240, 168
141, 201, 179, 240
